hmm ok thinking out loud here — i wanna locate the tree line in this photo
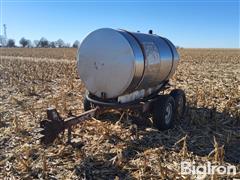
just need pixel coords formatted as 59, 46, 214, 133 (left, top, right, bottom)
4, 37, 80, 48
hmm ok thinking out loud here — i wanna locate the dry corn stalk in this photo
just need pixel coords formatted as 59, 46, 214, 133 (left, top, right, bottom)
42, 151, 47, 177
208, 136, 225, 163
175, 135, 188, 158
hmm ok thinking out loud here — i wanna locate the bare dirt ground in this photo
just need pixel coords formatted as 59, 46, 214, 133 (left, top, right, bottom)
0, 48, 239, 179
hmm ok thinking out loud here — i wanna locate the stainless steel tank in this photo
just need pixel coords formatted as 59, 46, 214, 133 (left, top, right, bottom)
77, 28, 179, 99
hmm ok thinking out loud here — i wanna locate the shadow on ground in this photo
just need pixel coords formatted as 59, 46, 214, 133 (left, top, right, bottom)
74, 155, 133, 179
73, 106, 239, 179
100, 106, 240, 164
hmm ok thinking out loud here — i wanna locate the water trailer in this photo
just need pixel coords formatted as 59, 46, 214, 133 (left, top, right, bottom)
39, 28, 186, 145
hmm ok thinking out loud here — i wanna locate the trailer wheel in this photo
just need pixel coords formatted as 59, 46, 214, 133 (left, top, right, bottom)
152, 95, 176, 130
170, 89, 186, 120
83, 96, 92, 111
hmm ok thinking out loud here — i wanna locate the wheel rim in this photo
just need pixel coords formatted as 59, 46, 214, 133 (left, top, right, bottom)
165, 103, 172, 124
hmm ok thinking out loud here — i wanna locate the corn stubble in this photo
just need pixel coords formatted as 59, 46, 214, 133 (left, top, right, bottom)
0, 48, 239, 179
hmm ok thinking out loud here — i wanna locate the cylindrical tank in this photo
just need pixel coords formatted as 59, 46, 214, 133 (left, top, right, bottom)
77, 28, 179, 99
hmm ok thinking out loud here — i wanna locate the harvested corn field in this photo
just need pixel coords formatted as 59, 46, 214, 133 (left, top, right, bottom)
0, 48, 239, 179
0, 48, 76, 60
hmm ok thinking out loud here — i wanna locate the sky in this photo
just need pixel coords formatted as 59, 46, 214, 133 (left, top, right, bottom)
0, 0, 239, 48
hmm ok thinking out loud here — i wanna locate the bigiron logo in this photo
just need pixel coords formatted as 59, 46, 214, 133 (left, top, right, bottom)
181, 161, 238, 178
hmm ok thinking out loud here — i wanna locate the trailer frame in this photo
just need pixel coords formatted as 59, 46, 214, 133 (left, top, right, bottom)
38, 81, 186, 146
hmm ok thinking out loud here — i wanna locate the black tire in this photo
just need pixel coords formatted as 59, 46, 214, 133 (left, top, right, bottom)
152, 95, 176, 130
170, 89, 186, 120
83, 96, 92, 111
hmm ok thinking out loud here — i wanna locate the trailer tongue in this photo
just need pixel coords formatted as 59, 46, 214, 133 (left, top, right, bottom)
38, 107, 98, 145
